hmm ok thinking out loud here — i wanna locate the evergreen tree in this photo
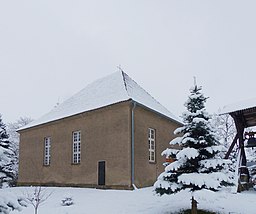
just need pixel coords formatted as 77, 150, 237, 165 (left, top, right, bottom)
0, 115, 15, 188
155, 85, 233, 195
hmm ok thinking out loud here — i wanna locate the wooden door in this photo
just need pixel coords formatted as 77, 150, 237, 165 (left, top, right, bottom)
98, 161, 105, 185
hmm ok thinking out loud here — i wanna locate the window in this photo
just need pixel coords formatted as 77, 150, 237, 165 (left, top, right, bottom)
148, 128, 156, 162
44, 137, 51, 166
73, 131, 81, 164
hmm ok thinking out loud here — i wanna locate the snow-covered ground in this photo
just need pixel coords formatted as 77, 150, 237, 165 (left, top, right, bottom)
1, 186, 256, 214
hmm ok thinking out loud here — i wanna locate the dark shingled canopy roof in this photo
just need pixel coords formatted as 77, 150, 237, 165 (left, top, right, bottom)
221, 98, 256, 128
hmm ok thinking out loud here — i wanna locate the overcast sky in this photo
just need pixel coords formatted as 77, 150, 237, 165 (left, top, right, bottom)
1, 0, 256, 123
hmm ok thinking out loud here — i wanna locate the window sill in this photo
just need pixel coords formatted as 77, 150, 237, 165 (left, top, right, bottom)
71, 163, 81, 165
149, 161, 156, 164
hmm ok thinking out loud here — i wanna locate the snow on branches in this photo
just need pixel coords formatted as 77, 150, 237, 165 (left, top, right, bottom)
0, 115, 15, 188
155, 84, 234, 195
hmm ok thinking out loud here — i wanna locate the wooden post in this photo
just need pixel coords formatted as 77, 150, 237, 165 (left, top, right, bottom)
191, 196, 198, 214
232, 114, 246, 165
232, 113, 249, 192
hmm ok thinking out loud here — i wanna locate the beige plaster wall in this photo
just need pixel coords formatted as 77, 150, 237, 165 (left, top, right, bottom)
18, 101, 132, 188
133, 105, 180, 188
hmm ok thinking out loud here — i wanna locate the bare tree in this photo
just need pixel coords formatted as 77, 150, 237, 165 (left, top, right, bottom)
7, 117, 33, 150
6, 117, 33, 185
212, 112, 236, 147
24, 186, 52, 214
212, 112, 237, 167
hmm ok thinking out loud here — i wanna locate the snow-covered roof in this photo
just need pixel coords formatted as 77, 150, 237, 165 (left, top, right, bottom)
221, 98, 256, 115
19, 71, 181, 131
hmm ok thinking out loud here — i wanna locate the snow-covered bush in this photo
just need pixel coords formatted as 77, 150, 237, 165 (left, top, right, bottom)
248, 164, 256, 190
155, 84, 234, 195
61, 197, 74, 206
0, 191, 23, 214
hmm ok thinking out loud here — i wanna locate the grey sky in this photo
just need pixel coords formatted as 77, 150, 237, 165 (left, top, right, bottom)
1, 0, 256, 123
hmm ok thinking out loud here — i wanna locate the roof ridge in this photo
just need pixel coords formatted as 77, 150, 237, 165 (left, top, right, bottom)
120, 70, 128, 96
123, 73, 170, 110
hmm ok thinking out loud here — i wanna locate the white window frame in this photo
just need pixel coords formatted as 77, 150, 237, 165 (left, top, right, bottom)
148, 128, 156, 163
44, 137, 51, 166
72, 131, 81, 164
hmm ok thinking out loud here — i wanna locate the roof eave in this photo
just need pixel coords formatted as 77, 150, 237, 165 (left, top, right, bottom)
220, 106, 256, 116
18, 99, 182, 132
130, 100, 183, 125
17, 99, 133, 132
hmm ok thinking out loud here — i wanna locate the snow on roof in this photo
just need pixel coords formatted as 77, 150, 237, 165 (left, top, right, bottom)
19, 71, 181, 130
220, 97, 256, 115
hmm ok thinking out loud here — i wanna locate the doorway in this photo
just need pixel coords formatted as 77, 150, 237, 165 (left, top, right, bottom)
98, 161, 105, 185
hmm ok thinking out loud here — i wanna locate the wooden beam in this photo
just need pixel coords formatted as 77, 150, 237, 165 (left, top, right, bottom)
224, 134, 238, 159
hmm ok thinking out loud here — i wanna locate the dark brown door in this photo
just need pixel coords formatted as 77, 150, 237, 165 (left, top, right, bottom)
98, 161, 105, 185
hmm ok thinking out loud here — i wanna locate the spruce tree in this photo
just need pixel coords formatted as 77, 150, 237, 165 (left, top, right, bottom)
0, 115, 15, 188
155, 84, 233, 195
